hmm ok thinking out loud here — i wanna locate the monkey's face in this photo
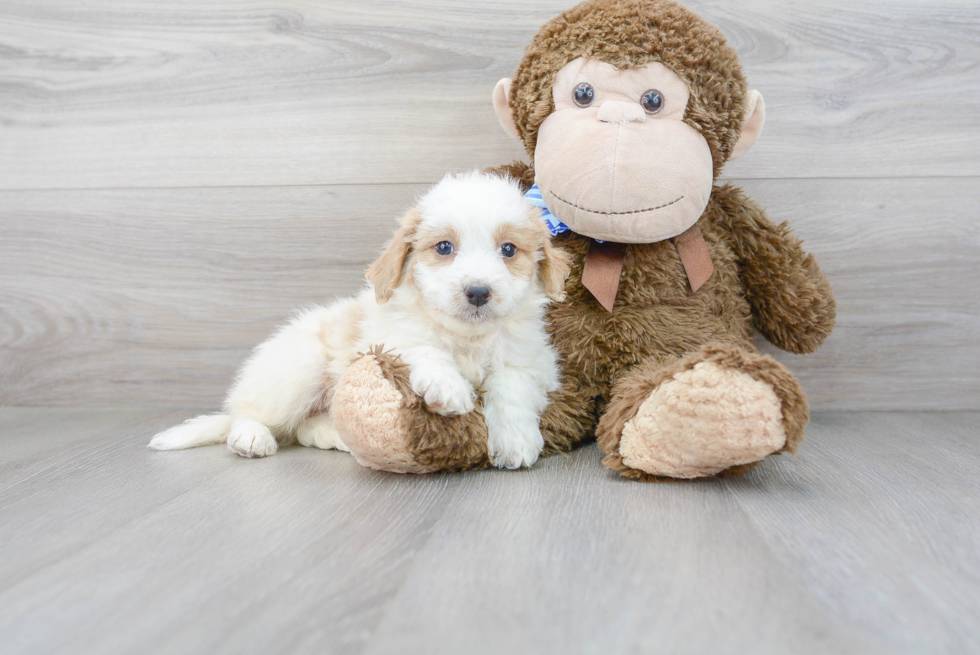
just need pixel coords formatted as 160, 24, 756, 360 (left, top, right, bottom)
533, 58, 714, 244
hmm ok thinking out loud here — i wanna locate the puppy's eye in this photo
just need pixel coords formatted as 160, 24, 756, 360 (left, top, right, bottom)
640, 88, 664, 114
500, 243, 517, 258
435, 241, 454, 256
573, 82, 595, 108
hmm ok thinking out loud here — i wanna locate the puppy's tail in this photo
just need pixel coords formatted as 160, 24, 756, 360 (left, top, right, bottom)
148, 414, 232, 450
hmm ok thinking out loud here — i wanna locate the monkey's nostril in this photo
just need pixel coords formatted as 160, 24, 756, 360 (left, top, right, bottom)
465, 285, 491, 307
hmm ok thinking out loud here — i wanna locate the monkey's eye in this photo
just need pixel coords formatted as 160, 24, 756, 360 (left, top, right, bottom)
640, 89, 664, 114
435, 241, 454, 256
500, 243, 517, 258
573, 82, 595, 108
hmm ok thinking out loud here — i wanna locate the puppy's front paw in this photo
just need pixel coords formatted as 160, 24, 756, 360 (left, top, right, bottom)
488, 422, 545, 470
227, 418, 278, 458
409, 366, 475, 416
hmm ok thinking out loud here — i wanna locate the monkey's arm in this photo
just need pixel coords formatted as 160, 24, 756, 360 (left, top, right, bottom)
715, 184, 836, 354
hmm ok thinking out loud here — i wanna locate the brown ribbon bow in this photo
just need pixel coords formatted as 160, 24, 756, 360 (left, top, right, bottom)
580, 223, 714, 312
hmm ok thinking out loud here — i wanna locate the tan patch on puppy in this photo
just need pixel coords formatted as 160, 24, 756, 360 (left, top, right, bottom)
539, 238, 572, 302
310, 302, 364, 416
366, 208, 423, 303
526, 209, 572, 301
495, 211, 572, 302
411, 224, 460, 269
494, 222, 539, 280
406, 225, 460, 293
322, 301, 363, 348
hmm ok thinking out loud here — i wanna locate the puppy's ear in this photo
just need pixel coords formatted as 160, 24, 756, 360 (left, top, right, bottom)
534, 215, 571, 302
366, 208, 421, 304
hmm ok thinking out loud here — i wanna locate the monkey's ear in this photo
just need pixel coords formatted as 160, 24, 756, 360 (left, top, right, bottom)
730, 90, 766, 160
366, 209, 421, 304
493, 78, 521, 141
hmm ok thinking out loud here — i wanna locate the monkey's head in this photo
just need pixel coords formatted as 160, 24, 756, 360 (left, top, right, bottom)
493, 0, 765, 244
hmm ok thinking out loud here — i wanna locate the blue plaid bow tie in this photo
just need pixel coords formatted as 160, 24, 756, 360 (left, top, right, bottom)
526, 184, 605, 242
525, 184, 569, 236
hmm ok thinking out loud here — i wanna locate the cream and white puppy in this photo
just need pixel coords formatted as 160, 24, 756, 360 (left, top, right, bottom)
149, 172, 571, 469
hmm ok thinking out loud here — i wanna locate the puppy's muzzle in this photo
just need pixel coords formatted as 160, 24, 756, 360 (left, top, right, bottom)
465, 285, 491, 307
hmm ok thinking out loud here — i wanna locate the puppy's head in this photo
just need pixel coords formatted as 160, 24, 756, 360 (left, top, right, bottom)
367, 171, 571, 325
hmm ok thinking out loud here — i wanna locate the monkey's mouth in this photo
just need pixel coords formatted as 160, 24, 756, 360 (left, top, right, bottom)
550, 191, 684, 215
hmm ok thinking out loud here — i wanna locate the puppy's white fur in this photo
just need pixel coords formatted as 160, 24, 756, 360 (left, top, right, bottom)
149, 172, 569, 469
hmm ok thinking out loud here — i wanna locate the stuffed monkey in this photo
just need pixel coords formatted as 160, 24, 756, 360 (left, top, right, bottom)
332, 0, 836, 479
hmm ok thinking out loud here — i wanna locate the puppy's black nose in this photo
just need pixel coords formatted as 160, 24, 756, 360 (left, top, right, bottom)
465, 285, 491, 307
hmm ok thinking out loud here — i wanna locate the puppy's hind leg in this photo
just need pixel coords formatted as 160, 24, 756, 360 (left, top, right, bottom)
224, 302, 355, 458
227, 418, 279, 458
296, 413, 350, 453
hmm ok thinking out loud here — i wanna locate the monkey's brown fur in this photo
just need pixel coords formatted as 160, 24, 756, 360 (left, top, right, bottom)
334, 0, 835, 479
483, 161, 833, 475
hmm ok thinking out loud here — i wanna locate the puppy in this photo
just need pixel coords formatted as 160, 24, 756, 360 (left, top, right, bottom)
149, 171, 571, 469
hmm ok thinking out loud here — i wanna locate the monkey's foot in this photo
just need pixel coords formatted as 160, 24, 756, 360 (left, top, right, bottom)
598, 344, 808, 480
332, 347, 490, 474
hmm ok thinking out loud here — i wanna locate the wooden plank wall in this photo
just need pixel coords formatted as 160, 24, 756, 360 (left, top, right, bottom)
1, 0, 978, 409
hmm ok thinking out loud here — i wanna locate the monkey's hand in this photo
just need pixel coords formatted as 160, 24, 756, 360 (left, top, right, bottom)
717, 184, 836, 354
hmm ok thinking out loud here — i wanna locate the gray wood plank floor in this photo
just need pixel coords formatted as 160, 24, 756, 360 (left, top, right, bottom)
1, 408, 977, 654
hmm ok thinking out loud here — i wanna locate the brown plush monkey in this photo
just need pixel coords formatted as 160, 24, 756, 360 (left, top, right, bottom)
333, 0, 836, 479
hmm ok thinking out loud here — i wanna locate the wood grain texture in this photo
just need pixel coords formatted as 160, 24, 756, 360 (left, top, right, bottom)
0, 407, 463, 655
724, 412, 980, 653
0, 184, 421, 407
0, 0, 978, 189
2, 177, 977, 409
359, 447, 878, 655
1, 408, 977, 653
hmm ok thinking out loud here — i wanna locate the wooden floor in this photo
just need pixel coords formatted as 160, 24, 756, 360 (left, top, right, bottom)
1, 408, 977, 654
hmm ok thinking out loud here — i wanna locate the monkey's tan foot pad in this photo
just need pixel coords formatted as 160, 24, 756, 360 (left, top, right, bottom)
615, 361, 787, 479
332, 348, 490, 474
332, 350, 434, 473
